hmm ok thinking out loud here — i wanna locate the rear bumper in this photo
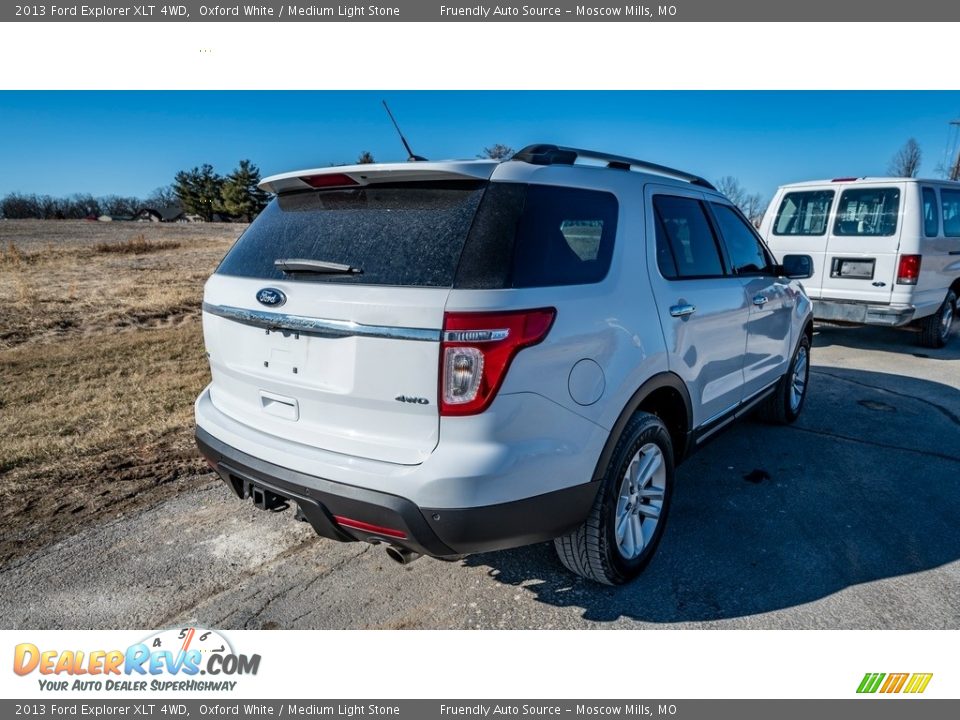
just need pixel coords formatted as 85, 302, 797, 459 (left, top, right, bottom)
813, 299, 915, 327
196, 427, 599, 558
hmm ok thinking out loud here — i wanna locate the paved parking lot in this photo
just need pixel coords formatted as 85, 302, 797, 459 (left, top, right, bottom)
1, 325, 958, 629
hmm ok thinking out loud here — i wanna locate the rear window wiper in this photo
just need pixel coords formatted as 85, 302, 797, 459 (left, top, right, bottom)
274, 258, 363, 275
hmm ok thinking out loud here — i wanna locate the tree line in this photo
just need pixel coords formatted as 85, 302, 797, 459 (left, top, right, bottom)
5, 139, 952, 223
0, 159, 272, 222
0, 192, 149, 220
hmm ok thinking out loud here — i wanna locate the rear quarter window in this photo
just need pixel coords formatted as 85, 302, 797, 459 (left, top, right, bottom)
773, 190, 834, 236
455, 183, 618, 288
833, 187, 901, 237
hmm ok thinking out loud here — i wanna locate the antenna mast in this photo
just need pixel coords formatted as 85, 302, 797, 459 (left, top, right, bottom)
382, 101, 427, 162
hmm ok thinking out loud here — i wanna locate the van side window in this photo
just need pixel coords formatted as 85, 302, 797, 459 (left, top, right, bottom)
773, 190, 834, 235
833, 188, 900, 236
922, 188, 940, 237
653, 195, 725, 279
710, 203, 772, 275
942, 189, 960, 238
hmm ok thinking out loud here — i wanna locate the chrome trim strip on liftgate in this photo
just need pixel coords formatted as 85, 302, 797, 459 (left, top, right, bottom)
202, 302, 442, 342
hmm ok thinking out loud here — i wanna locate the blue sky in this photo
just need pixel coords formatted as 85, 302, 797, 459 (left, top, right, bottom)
1, 91, 958, 200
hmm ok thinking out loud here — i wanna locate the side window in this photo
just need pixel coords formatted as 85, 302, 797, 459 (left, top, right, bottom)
653, 195, 725, 279
942, 189, 960, 238
510, 185, 618, 287
833, 187, 901, 236
922, 188, 940, 237
774, 190, 834, 235
711, 203, 772, 275
454, 183, 618, 289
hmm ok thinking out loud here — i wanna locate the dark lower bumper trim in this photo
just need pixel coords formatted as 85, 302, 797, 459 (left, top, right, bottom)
196, 427, 456, 557
423, 482, 599, 555
195, 426, 598, 557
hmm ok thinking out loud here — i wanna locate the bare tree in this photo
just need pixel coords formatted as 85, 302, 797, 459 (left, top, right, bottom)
145, 185, 178, 208
480, 144, 514, 160
715, 176, 768, 226
948, 150, 960, 181
715, 176, 746, 207
888, 138, 922, 177
356, 151, 375, 164
740, 193, 768, 227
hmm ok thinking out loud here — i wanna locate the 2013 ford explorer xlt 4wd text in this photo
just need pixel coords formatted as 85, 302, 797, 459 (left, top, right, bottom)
761, 177, 960, 347
195, 145, 814, 585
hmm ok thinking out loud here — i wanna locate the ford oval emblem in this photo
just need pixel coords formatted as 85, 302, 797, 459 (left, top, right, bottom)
256, 288, 286, 307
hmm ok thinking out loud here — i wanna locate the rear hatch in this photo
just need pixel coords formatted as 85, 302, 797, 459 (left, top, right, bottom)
202, 162, 496, 466
820, 181, 905, 304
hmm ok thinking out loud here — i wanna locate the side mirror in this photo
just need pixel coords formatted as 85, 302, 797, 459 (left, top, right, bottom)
779, 254, 813, 280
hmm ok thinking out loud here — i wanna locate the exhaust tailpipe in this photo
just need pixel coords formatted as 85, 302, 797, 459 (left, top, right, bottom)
385, 545, 421, 565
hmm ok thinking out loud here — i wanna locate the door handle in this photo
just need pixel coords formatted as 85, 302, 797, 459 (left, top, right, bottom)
753, 295, 769, 307
669, 303, 696, 318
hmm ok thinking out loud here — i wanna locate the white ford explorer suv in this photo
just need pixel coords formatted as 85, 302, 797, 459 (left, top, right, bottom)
195, 144, 814, 585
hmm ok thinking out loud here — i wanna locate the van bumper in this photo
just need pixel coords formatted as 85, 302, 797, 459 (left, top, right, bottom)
195, 426, 599, 558
813, 299, 915, 327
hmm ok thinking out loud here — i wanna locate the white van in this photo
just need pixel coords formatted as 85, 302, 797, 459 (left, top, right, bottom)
760, 178, 960, 347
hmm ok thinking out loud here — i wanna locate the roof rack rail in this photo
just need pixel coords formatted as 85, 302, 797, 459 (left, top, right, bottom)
510, 144, 717, 191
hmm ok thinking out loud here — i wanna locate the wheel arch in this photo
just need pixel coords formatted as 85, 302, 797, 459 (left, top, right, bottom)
948, 278, 960, 300
591, 372, 692, 481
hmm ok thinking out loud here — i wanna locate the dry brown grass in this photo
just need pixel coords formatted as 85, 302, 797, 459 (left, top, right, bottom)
93, 233, 181, 254
0, 219, 244, 564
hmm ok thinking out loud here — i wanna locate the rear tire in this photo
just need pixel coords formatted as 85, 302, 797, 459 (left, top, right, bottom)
918, 291, 956, 349
757, 334, 811, 425
554, 412, 674, 585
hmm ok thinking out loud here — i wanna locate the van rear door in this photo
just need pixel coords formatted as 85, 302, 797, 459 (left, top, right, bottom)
820, 182, 905, 304
762, 186, 837, 299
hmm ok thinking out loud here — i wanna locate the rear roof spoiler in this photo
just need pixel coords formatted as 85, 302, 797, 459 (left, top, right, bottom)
511, 144, 717, 191
259, 161, 497, 194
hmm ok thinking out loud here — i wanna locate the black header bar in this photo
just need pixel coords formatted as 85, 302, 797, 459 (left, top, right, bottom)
4, 0, 958, 22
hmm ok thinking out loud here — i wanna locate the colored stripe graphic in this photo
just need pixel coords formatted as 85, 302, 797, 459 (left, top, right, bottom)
904, 673, 934, 694
857, 672, 933, 694
880, 673, 909, 693
857, 673, 885, 693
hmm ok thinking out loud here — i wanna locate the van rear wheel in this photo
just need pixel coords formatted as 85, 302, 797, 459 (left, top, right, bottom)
553, 412, 674, 585
918, 291, 956, 349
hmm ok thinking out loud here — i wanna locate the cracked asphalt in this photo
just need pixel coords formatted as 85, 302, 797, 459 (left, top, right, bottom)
2, 325, 959, 629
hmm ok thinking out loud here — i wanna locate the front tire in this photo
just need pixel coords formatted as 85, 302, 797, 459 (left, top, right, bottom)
554, 412, 674, 585
918, 291, 956, 349
758, 333, 810, 425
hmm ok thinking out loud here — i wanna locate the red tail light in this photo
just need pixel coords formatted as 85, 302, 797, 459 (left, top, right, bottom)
439, 308, 556, 416
300, 173, 359, 188
897, 254, 921, 285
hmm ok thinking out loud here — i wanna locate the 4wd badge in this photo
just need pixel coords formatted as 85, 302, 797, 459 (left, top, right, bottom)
395, 395, 429, 405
